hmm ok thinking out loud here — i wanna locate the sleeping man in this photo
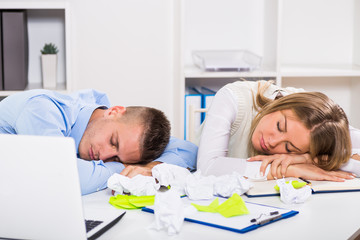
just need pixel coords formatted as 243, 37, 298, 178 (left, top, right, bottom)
0, 89, 198, 195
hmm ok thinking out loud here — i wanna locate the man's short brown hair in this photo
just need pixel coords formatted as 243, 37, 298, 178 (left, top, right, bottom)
122, 106, 171, 163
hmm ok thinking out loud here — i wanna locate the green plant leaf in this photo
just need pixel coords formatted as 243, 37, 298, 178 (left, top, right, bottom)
41, 43, 59, 54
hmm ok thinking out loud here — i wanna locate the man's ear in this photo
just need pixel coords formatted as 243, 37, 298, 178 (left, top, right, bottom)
104, 106, 126, 118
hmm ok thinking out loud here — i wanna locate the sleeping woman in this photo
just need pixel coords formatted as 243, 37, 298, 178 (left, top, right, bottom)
196, 80, 360, 181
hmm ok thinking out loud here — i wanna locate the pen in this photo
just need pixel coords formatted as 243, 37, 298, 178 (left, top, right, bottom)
299, 177, 311, 185
250, 211, 279, 223
256, 214, 282, 225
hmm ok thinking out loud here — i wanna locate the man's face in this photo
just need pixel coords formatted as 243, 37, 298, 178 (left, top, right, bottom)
78, 108, 143, 164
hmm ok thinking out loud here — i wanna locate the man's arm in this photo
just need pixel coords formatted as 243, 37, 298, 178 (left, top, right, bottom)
118, 137, 198, 178
153, 137, 198, 171
77, 159, 125, 195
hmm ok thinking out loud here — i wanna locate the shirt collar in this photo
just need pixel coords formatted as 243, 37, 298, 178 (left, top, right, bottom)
70, 105, 107, 153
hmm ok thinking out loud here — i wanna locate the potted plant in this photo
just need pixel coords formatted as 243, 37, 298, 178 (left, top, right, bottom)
41, 43, 59, 89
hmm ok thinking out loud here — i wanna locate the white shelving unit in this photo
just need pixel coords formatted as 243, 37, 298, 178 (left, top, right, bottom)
175, 0, 360, 138
0, 1, 71, 97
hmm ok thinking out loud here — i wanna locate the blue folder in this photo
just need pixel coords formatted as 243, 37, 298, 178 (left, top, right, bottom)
142, 196, 298, 234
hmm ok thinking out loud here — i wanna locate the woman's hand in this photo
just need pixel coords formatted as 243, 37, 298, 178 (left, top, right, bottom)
248, 153, 313, 178
269, 163, 355, 182
351, 154, 360, 161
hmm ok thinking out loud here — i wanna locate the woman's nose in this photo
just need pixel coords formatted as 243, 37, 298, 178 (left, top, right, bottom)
268, 134, 285, 148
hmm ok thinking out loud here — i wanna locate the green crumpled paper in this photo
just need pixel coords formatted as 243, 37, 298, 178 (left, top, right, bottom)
274, 180, 307, 191
191, 193, 249, 218
109, 195, 155, 209
191, 198, 219, 213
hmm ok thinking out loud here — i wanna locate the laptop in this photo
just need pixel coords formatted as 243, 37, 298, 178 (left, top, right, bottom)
0, 134, 125, 240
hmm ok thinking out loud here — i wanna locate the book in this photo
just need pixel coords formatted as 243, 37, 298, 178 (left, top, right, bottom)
2, 11, 29, 90
142, 196, 298, 234
245, 177, 360, 198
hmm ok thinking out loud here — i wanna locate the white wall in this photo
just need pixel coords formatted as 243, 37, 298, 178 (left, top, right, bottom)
69, 0, 177, 134
5, 0, 358, 134
27, 9, 66, 86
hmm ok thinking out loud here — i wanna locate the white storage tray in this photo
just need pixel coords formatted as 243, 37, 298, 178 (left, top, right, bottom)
192, 50, 262, 72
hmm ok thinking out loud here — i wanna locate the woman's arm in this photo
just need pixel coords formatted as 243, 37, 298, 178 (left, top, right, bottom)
249, 126, 360, 178
197, 87, 238, 175
153, 137, 198, 171
248, 153, 313, 177
267, 163, 354, 181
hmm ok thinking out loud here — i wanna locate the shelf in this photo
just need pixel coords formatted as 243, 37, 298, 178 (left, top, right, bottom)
0, 82, 68, 97
0, 2, 67, 9
174, 0, 360, 137
184, 65, 277, 79
281, 64, 360, 77
0, 1, 71, 95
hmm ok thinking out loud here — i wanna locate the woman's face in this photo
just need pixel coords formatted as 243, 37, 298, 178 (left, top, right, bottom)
251, 109, 311, 155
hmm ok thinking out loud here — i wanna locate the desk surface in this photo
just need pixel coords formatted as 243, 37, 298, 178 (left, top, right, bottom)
82, 189, 360, 240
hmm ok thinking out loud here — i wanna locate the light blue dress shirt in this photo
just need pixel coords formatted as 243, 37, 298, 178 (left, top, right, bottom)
0, 89, 197, 195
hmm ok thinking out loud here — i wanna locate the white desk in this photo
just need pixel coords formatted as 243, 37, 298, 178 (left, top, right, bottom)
82, 189, 360, 240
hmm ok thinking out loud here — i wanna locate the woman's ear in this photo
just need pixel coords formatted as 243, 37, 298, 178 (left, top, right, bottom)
104, 106, 126, 118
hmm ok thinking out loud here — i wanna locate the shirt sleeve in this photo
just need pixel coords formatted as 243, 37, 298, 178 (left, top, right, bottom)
15, 96, 71, 136
196, 87, 267, 178
340, 126, 360, 176
198, 156, 269, 180
153, 137, 198, 171
350, 126, 360, 155
77, 159, 125, 195
197, 87, 237, 174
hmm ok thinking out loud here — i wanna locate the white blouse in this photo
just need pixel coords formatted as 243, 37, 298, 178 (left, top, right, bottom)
197, 82, 360, 178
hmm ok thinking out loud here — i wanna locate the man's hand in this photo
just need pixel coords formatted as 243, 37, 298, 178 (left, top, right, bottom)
119, 161, 162, 178
248, 153, 313, 178
267, 163, 355, 182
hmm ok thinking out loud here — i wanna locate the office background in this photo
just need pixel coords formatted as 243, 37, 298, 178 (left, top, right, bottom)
0, 0, 359, 138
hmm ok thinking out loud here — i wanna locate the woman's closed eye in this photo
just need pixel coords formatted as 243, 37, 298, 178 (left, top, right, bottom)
278, 121, 292, 153
285, 142, 291, 153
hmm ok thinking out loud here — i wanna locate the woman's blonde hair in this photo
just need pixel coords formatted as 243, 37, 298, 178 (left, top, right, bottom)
248, 82, 351, 170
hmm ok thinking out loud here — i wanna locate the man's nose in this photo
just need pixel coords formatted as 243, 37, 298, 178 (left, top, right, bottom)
100, 147, 117, 161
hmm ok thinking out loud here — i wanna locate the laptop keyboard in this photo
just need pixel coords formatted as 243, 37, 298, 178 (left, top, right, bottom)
85, 219, 103, 232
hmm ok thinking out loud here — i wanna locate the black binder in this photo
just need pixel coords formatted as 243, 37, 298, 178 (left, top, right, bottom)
0, 13, 3, 90
1, 10, 29, 90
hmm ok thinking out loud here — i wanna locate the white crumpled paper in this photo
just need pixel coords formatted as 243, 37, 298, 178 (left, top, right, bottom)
108, 164, 254, 235
152, 163, 192, 196
107, 173, 160, 196
108, 164, 253, 201
152, 164, 253, 200
277, 178, 312, 204
148, 188, 185, 235
184, 171, 253, 200
184, 171, 216, 200
214, 172, 253, 198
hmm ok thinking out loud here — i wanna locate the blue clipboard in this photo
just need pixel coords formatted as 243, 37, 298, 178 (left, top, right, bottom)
142, 196, 299, 234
